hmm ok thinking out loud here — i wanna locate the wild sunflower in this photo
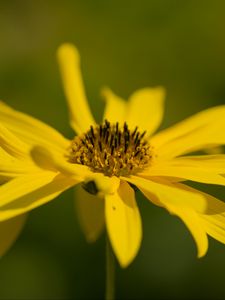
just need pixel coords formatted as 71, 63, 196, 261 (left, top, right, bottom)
0, 43, 225, 270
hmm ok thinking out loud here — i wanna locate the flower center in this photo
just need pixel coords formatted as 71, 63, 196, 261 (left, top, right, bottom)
67, 120, 154, 177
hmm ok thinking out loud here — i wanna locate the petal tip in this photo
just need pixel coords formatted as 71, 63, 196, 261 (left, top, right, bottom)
197, 241, 208, 258
101, 86, 113, 101
116, 237, 142, 268
118, 257, 132, 268
57, 43, 80, 64
149, 85, 166, 98
132, 85, 166, 97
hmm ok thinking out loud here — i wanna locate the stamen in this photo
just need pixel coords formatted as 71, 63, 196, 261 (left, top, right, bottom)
131, 126, 138, 138
134, 132, 140, 144
67, 120, 154, 177
90, 126, 95, 138
99, 125, 102, 137
98, 141, 102, 151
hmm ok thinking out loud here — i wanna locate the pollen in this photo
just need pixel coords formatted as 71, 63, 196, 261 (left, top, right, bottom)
67, 120, 154, 177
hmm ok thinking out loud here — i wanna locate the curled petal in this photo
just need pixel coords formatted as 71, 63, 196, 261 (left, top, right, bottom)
174, 183, 225, 248
123, 176, 209, 257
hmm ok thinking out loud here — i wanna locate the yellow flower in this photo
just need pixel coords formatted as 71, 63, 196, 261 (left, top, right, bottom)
1, 43, 225, 267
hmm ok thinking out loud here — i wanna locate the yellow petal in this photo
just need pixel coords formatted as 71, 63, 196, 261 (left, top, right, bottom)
105, 180, 142, 268
0, 172, 58, 208
126, 87, 165, 135
90, 173, 120, 196
0, 214, 27, 257
0, 173, 78, 221
152, 105, 225, 147
204, 145, 224, 155
151, 105, 225, 158
125, 176, 207, 213
0, 101, 69, 153
174, 183, 225, 246
57, 44, 95, 134
157, 129, 225, 158
127, 176, 208, 257
166, 206, 208, 258
102, 86, 165, 136
166, 155, 225, 170
0, 122, 29, 159
75, 184, 104, 242
31, 145, 92, 180
102, 87, 127, 124
0, 124, 41, 178
31, 145, 121, 196
0, 160, 41, 179
0, 142, 39, 179
142, 156, 225, 186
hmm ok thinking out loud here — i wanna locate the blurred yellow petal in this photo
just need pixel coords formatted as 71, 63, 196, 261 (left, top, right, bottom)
151, 105, 225, 157
125, 175, 207, 213
75, 184, 104, 243
126, 87, 165, 135
166, 205, 208, 257
0, 214, 27, 257
0, 124, 41, 178
0, 149, 27, 179
169, 206, 208, 257
57, 44, 96, 134
0, 101, 69, 153
0, 174, 78, 221
202, 216, 225, 244
174, 183, 225, 246
0, 172, 59, 208
102, 87, 127, 124
127, 176, 208, 257
0, 160, 41, 179
105, 181, 142, 268
165, 155, 225, 170
142, 156, 225, 186
0, 122, 29, 159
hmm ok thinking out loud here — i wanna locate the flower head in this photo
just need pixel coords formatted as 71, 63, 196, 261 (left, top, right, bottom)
0, 43, 225, 267
67, 120, 154, 177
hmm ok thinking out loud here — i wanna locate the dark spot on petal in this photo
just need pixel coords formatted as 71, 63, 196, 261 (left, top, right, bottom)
82, 181, 99, 195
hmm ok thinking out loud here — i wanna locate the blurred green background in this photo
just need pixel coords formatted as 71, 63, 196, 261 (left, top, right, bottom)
0, 0, 225, 299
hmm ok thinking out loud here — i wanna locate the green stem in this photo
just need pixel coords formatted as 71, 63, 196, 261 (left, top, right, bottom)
105, 235, 115, 300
